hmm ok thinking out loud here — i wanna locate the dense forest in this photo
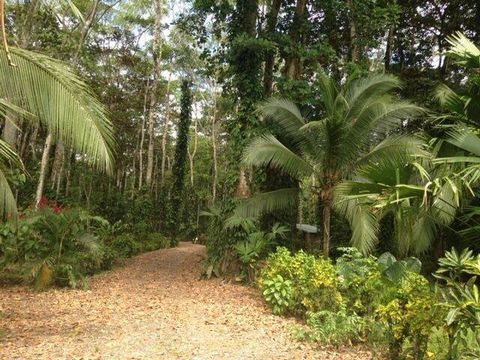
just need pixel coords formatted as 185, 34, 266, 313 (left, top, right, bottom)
1, 0, 480, 359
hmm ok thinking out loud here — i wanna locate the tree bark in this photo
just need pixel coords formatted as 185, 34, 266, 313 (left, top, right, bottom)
347, 0, 359, 63
384, 25, 395, 71
284, 0, 307, 80
263, 0, 281, 96
160, 77, 171, 187
35, 134, 53, 208
211, 85, 219, 203
322, 198, 332, 257
188, 113, 198, 187
138, 79, 150, 189
145, 0, 163, 187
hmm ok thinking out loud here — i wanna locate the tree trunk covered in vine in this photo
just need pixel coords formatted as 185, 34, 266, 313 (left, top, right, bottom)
284, 0, 307, 80
263, 0, 281, 96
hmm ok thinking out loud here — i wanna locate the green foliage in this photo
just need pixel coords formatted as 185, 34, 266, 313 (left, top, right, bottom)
259, 247, 342, 315
376, 272, 443, 359
170, 80, 193, 242
233, 222, 289, 282
261, 274, 293, 315
260, 246, 450, 359
297, 309, 366, 346
435, 248, 480, 359
0, 206, 172, 289
110, 233, 142, 258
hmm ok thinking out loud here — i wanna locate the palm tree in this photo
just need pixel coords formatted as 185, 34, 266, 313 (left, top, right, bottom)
334, 152, 460, 257
434, 33, 480, 187
239, 73, 422, 256
0, 46, 115, 219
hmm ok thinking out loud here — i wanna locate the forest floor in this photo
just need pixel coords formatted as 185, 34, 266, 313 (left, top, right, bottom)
0, 242, 371, 359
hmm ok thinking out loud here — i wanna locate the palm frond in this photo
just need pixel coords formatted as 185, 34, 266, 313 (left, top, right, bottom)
0, 98, 35, 119
446, 32, 480, 69
243, 134, 313, 179
257, 98, 307, 147
334, 188, 379, 255
344, 74, 402, 120
348, 102, 424, 148
356, 135, 427, 170
235, 188, 299, 218
316, 71, 339, 115
447, 127, 480, 156
435, 84, 468, 116
0, 47, 115, 173
411, 214, 436, 254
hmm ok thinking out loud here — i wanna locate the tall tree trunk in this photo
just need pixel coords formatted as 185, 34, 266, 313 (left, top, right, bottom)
50, 142, 64, 188
160, 77, 171, 187
263, 0, 281, 96
211, 84, 219, 203
35, 134, 53, 208
29, 125, 39, 161
284, 0, 307, 80
138, 79, 150, 189
385, 25, 395, 71
347, 0, 359, 63
188, 114, 198, 187
236, 168, 251, 199
19, 0, 38, 48
146, 0, 163, 187
321, 194, 332, 257
73, 0, 100, 64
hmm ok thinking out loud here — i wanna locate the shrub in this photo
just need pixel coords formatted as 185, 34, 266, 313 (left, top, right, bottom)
110, 234, 142, 258
297, 309, 366, 346
259, 247, 342, 315
144, 233, 171, 251
376, 271, 443, 359
261, 274, 294, 315
435, 248, 480, 359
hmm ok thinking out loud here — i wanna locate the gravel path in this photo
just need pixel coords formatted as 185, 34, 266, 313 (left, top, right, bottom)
0, 242, 370, 359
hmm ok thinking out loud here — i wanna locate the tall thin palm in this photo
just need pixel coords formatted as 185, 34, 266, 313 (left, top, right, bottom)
0, 47, 115, 219
239, 73, 422, 256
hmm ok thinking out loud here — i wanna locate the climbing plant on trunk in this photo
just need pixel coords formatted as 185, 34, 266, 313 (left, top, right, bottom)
170, 80, 193, 241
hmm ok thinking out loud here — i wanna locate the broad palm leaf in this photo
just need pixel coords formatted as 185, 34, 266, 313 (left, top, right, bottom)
335, 155, 460, 256
239, 73, 423, 256
434, 34, 480, 186
0, 47, 115, 219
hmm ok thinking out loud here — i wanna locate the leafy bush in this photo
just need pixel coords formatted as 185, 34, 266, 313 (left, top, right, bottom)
0, 205, 174, 289
296, 309, 366, 346
435, 248, 480, 359
234, 223, 289, 282
260, 247, 448, 359
261, 274, 294, 315
376, 271, 443, 359
259, 247, 342, 315
110, 233, 142, 258
143, 232, 171, 251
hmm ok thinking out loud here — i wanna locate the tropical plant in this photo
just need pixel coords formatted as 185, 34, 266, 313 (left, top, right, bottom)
233, 222, 289, 281
239, 73, 422, 256
0, 20, 115, 218
334, 155, 460, 256
298, 309, 366, 346
259, 247, 342, 315
434, 248, 480, 359
434, 34, 480, 188
261, 274, 294, 315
